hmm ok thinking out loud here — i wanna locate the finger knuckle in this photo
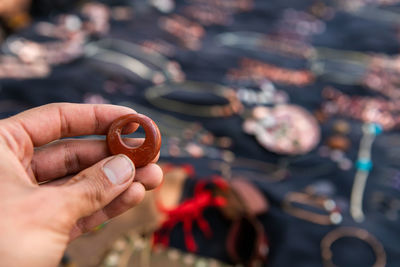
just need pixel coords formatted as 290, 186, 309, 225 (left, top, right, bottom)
62, 141, 81, 173
82, 173, 107, 210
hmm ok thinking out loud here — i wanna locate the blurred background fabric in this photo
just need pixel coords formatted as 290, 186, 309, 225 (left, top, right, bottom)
0, 0, 400, 266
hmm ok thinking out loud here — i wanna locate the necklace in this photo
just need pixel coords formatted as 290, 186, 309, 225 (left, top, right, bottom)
322, 86, 400, 130
215, 31, 316, 59
181, 0, 254, 27
159, 14, 205, 51
0, 55, 50, 79
186, 0, 253, 12
227, 58, 315, 86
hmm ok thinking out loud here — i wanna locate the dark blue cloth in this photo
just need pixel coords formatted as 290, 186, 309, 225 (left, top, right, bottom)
1, 0, 399, 266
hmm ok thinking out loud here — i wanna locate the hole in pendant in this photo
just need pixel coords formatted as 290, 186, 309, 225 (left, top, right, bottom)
120, 123, 146, 149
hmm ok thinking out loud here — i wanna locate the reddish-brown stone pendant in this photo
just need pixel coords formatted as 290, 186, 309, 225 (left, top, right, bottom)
107, 114, 161, 168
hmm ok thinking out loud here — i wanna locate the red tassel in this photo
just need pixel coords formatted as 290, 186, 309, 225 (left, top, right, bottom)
153, 179, 229, 252
196, 215, 212, 239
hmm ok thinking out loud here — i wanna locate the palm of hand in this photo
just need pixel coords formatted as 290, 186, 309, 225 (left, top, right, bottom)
0, 103, 162, 267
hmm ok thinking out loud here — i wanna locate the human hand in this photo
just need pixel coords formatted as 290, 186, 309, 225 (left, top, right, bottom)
0, 103, 163, 267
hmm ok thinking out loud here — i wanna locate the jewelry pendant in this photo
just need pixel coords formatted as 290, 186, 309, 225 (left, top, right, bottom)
107, 114, 162, 168
243, 105, 320, 155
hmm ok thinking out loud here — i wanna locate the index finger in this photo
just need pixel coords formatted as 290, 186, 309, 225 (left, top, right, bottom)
2, 103, 137, 147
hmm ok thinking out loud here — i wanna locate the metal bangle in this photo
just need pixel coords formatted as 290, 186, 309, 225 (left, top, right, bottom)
145, 81, 243, 117
320, 227, 386, 267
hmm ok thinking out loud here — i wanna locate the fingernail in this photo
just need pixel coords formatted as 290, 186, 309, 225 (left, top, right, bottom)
103, 155, 134, 185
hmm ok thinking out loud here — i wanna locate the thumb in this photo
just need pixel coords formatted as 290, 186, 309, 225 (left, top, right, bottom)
59, 154, 135, 221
